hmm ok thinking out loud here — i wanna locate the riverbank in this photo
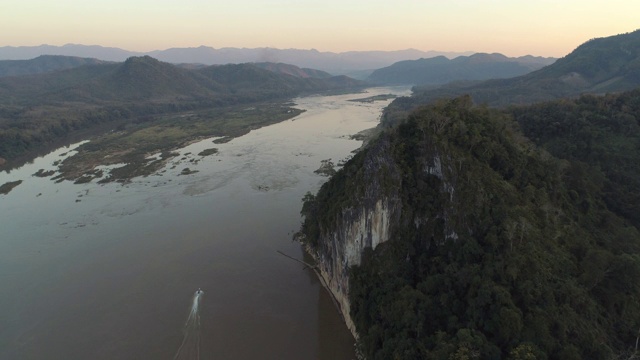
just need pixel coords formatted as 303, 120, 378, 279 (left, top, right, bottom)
44, 102, 305, 183
0, 87, 410, 360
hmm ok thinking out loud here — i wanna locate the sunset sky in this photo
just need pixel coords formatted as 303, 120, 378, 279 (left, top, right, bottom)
2, 0, 638, 57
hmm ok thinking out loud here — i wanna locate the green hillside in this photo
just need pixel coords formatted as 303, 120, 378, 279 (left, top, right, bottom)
299, 91, 640, 359
511, 90, 640, 230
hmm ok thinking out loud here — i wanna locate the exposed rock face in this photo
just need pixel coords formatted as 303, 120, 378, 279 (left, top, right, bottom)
302, 128, 459, 338
0, 157, 6, 166
304, 135, 404, 335
308, 197, 400, 333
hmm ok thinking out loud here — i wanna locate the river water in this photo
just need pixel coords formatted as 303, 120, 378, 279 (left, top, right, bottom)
0, 87, 410, 360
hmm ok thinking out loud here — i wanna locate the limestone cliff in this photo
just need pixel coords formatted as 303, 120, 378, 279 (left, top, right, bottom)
302, 135, 402, 334
299, 123, 460, 337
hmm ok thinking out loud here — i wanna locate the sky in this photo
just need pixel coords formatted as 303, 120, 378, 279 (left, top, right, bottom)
1, 0, 638, 57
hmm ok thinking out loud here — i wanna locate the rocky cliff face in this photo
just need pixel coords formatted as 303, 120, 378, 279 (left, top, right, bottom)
303, 135, 402, 334
301, 128, 459, 336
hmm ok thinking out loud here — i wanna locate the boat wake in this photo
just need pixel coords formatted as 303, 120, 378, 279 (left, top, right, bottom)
173, 289, 203, 360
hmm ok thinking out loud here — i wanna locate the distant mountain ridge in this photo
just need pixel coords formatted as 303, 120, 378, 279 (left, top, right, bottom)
367, 53, 556, 85
0, 55, 110, 77
0, 44, 475, 75
0, 56, 363, 104
409, 29, 640, 106
252, 62, 333, 79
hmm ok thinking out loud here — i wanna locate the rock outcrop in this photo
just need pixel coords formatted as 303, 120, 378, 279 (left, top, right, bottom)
300, 128, 459, 337
302, 135, 402, 334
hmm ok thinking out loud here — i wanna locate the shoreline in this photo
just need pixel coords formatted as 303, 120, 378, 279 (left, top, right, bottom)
3, 102, 306, 184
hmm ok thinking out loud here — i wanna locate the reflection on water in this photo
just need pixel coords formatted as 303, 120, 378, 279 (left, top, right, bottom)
0, 87, 411, 360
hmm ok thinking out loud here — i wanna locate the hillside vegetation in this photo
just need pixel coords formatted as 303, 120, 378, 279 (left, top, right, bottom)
0, 55, 110, 77
299, 91, 640, 359
252, 62, 333, 79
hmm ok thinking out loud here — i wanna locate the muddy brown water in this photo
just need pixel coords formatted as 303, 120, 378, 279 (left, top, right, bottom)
0, 87, 410, 360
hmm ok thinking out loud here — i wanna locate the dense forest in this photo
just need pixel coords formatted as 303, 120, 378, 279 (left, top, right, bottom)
511, 90, 640, 230
300, 91, 640, 359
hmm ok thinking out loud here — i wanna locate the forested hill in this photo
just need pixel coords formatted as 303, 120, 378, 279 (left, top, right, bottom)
0, 55, 110, 77
511, 90, 640, 230
0, 56, 362, 162
366, 53, 554, 85
0, 44, 474, 74
251, 62, 333, 79
0, 56, 361, 104
410, 30, 640, 106
298, 91, 640, 359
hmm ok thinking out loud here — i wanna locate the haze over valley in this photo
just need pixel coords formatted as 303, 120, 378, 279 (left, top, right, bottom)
2, 1, 640, 359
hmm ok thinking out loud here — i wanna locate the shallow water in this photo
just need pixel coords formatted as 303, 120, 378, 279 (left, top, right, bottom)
0, 87, 411, 360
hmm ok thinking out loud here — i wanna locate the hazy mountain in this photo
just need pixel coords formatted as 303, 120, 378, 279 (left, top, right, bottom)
0, 55, 111, 77
0, 44, 140, 62
252, 62, 333, 79
410, 29, 640, 106
367, 53, 556, 85
0, 44, 473, 75
0, 56, 362, 104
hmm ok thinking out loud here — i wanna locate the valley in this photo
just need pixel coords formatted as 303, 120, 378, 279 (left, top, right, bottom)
0, 86, 410, 360
2, 22, 640, 360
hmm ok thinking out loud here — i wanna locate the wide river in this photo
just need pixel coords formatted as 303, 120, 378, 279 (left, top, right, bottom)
0, 87, 410, 360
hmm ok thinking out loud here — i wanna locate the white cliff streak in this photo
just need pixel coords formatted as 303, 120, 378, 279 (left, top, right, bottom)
305, 136, 403, 337
305, 135, 461, 339
308, 197, 400, 336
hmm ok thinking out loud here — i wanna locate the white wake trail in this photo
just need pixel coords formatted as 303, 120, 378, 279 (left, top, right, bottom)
173, 290, 203, 360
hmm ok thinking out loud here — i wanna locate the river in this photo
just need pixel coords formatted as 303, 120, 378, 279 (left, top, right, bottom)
0, 86, 411, 360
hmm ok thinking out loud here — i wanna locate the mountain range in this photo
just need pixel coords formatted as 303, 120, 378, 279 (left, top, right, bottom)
366, 53, 556, 85
0, 44, 474, 75
0, 55, 111, 77
408, 29, 640, 106
0, 56, 361, 105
